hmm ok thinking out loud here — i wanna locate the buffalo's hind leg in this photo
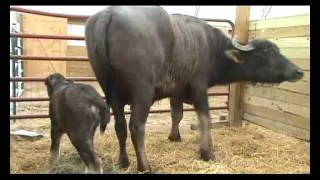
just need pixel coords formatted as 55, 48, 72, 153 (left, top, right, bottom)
168, 98, 183, 142
129, 89, 153, 173
111, 102, 130, 169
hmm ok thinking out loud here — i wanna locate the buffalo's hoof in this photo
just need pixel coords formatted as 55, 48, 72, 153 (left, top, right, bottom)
199, 149, 215, 161
137, 166, 152, 174
168, 131, 182, 142
119, 156, 130, 168
168, 134, 182, 142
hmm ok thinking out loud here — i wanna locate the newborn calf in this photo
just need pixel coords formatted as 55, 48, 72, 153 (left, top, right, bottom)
44, 73, 110, 174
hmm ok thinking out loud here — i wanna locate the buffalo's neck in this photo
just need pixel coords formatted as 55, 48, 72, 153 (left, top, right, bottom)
224, 60, 248, 83
209, 55, 249, 86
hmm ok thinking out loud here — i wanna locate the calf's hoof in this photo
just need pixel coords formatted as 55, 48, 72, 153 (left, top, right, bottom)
199, 149, 215, 161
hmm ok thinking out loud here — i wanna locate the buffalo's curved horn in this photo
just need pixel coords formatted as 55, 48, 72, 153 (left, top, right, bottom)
231, 36, 255, 51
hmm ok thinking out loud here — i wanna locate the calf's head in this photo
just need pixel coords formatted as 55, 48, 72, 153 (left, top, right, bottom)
44, 73, 71, 96
225, 38, 304, 84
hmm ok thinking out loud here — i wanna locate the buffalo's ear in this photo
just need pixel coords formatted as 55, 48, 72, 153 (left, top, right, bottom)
225, 49, 244, 64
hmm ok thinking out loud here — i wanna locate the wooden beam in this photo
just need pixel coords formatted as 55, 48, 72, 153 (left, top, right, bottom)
249, 25, 310, 39
244, 84, 310, 107
228, 6, 250, 127
249, 14, 310, 30
243, 113, 309, 141
190, 120, 229, 130
243, 103, 310, 130
243, 95, 310, 119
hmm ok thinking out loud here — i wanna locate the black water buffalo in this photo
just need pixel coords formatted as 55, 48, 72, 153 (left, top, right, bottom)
45, 73, 110, 174
84, 6, 304, 173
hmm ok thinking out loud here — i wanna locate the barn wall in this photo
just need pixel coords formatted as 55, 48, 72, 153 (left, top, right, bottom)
243, 14, 310, 141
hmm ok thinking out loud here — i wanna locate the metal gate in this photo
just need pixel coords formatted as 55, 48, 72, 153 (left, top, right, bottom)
9, 7, 234, 121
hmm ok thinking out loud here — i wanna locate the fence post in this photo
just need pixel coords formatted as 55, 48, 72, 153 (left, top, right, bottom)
228, 6, 250, 127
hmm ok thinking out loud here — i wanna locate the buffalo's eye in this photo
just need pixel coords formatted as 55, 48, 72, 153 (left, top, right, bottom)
263, 48, 269, 53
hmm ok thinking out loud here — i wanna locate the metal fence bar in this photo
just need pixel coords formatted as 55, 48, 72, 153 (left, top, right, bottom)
10, 7, 235, 37
10, 7, 233, 120
202, 18, 235, 37
10, 92, 229, 102
10, 97, 49, 102
10, 6, 89, 20
10, 32, 85, 40
10, 106, 229, 120
10, 77, 96, 82
10, 55, 88, 61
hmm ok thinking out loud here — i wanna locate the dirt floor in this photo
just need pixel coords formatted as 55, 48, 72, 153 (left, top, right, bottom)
10, 87, 310, 174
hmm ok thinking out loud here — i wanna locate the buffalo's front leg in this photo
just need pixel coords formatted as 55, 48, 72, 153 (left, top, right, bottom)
168, 98, 183, 142
193, 90, 214, 161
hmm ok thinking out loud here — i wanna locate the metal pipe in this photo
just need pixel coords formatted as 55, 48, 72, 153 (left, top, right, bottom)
11, 51, 17, 117
10, 92, 229, 102
10, 97, 49, 102
10, 7, 235, 40
202, 18, 235, 38
10, 77, 96, 82
10, 7, 235, 36
10, 106, 229, 120
10, 55, 88, 61
9, 7, 232, 121
10, 6, 89, 20
10, 33, 85, 40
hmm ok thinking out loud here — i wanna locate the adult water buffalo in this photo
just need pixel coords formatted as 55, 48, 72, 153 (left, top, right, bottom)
84, 6, 304, 173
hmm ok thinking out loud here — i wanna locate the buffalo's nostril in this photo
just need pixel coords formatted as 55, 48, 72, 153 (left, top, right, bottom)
296, 69, 304, 77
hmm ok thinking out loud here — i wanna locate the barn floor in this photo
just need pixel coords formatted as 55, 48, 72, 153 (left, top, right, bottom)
10, 88, 309, 174
10, 112, 309, 174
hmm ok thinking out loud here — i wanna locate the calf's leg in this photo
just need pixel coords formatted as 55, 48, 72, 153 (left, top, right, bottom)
48, 126, 63, 172
68, 123, 102, 174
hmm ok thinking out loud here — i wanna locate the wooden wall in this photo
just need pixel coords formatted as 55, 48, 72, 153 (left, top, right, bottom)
21, 14, 67, 92
243, 14, 310, 141
66, 46, 94, 77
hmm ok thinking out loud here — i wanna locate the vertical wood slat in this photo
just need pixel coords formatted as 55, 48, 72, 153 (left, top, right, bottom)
228, 6, 251, 127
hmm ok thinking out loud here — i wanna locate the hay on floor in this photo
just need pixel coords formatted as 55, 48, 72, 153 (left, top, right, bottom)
10, 119, 309, 174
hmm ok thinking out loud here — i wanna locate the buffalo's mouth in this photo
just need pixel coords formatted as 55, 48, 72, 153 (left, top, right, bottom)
288, 75, 303, 82
287, 70, 304, 82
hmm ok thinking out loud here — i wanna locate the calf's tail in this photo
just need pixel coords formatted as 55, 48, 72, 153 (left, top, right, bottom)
99, 103, 111, 134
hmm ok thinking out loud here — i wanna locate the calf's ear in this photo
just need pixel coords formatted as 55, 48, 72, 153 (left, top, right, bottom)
225, 49, 244, 64
44, 77, 51, 87
67, 79, 74, 84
